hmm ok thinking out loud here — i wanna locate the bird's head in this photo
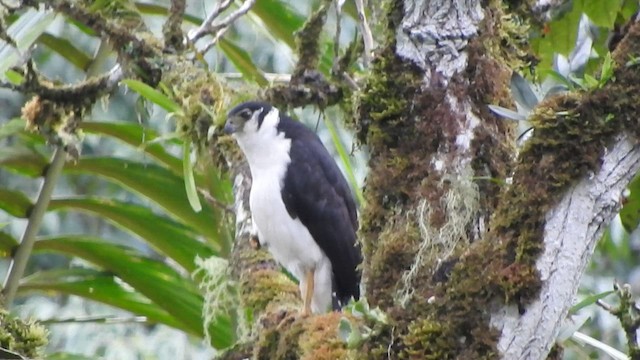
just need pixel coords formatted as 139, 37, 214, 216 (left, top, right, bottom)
224, 101, 275, 137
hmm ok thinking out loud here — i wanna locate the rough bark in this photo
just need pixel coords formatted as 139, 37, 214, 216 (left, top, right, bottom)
493, 136, 640, 359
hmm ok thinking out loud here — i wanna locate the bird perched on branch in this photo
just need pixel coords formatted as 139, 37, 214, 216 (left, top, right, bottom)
224, 101, 361, 315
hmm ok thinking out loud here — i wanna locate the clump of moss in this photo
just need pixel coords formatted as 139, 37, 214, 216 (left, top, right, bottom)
162, 60, 230, 147
0, 309, 48, 358
21, 95, 85, 158
401, 318, 457, 359
299, 313, 349, 360
254, 312, 305, 359
242, 269, 300, 313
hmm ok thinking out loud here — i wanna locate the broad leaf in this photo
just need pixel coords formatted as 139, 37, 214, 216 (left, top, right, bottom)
48, 197, 216, 271
0, 232, 19, 257
0, 189, 32, 218
620, 173, 640, 232
19, 268, 188, 332
65, 157, 228, 250
218, 39, 268, 87
80, 121, 182, 175
0, 146, 48, 178
250, 0, 304, 48
37, 33, 92, 71
582, 0, 624, 28
33, 236, 234, 348
122, 79, 182, 113
510, 73, 539, 111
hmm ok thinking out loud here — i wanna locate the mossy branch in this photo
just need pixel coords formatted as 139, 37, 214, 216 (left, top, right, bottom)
162, 0, 186, 51
49, 0, 162, 85
263, 0, 344, 109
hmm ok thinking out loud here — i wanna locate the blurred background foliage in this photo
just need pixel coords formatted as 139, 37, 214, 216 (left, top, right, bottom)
0, 0, 638, 359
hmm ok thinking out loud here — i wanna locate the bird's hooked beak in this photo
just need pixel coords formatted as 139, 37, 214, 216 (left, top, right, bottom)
223, 115, 241, 135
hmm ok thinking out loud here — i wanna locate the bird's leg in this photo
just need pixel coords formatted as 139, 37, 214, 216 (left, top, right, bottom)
303, 269, 315, 316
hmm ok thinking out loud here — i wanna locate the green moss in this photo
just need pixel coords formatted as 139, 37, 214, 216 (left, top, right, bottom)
401, 318, 456, 359
242, 269, 299, 313
298, 313, 350, 360
292, 1, 330, 78
254, 313, 305, 360
0, 309, 48, 358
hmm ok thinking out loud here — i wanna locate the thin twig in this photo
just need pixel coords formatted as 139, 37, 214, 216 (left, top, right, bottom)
189, 0, 233, 42
198, 0, 257, 52
354, 0, 374, 66
2, 147, 66, 307
596, 299, 613, 311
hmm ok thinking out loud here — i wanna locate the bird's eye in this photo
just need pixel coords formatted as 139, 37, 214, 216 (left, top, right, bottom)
239, 109, 252, 120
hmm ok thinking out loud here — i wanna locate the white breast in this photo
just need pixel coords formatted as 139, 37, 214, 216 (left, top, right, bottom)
233, 108, 333, 313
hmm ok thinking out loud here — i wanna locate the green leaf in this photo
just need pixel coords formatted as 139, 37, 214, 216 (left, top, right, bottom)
0, 118, 27, 139
46, 352, 96, 360
620, 173, 640, 232
0, 146, 49, 178
0, 9, 57, 79
134, 2, 201, 24
510, 72, 539, 111
250, 0, 304, 48
33, 236, 234, 347
122, 79, 181, 113
487, 105, 528, 121
4, 70, 24, 85
620, 0, 639, 20
80, 121, 182, 174
37, 33, 92, 71
0, 232, 19, 257
183, 140, 202, 212
569, 290, 615, 314
0, 189, 32, 218
324, 116, 363, 205
600, 52, 615, 85
218, 39, 268, 87
65, 157, 228, 251
19, 268, 188, 332
0, 118, 26, 139
582, 0, 624, 28
47, 197, 216, 271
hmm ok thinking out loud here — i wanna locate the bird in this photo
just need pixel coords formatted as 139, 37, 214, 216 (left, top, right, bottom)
224, 101, 361, 315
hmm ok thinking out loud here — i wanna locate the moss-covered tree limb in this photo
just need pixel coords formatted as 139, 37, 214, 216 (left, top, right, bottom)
493, 18, 640, 358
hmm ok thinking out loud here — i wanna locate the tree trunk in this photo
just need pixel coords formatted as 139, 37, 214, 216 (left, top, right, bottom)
222, 0, 640, 358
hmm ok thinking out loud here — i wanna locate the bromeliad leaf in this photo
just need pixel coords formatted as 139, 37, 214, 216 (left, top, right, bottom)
122, 79, 182, 113
183, 140, 202, 212
37, 33, 92, 71
19, 268, 188, 332
487, 105, 528, 122
510, 72, 539, 111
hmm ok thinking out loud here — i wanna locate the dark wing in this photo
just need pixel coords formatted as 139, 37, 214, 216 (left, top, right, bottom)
280, 119, 361, 307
